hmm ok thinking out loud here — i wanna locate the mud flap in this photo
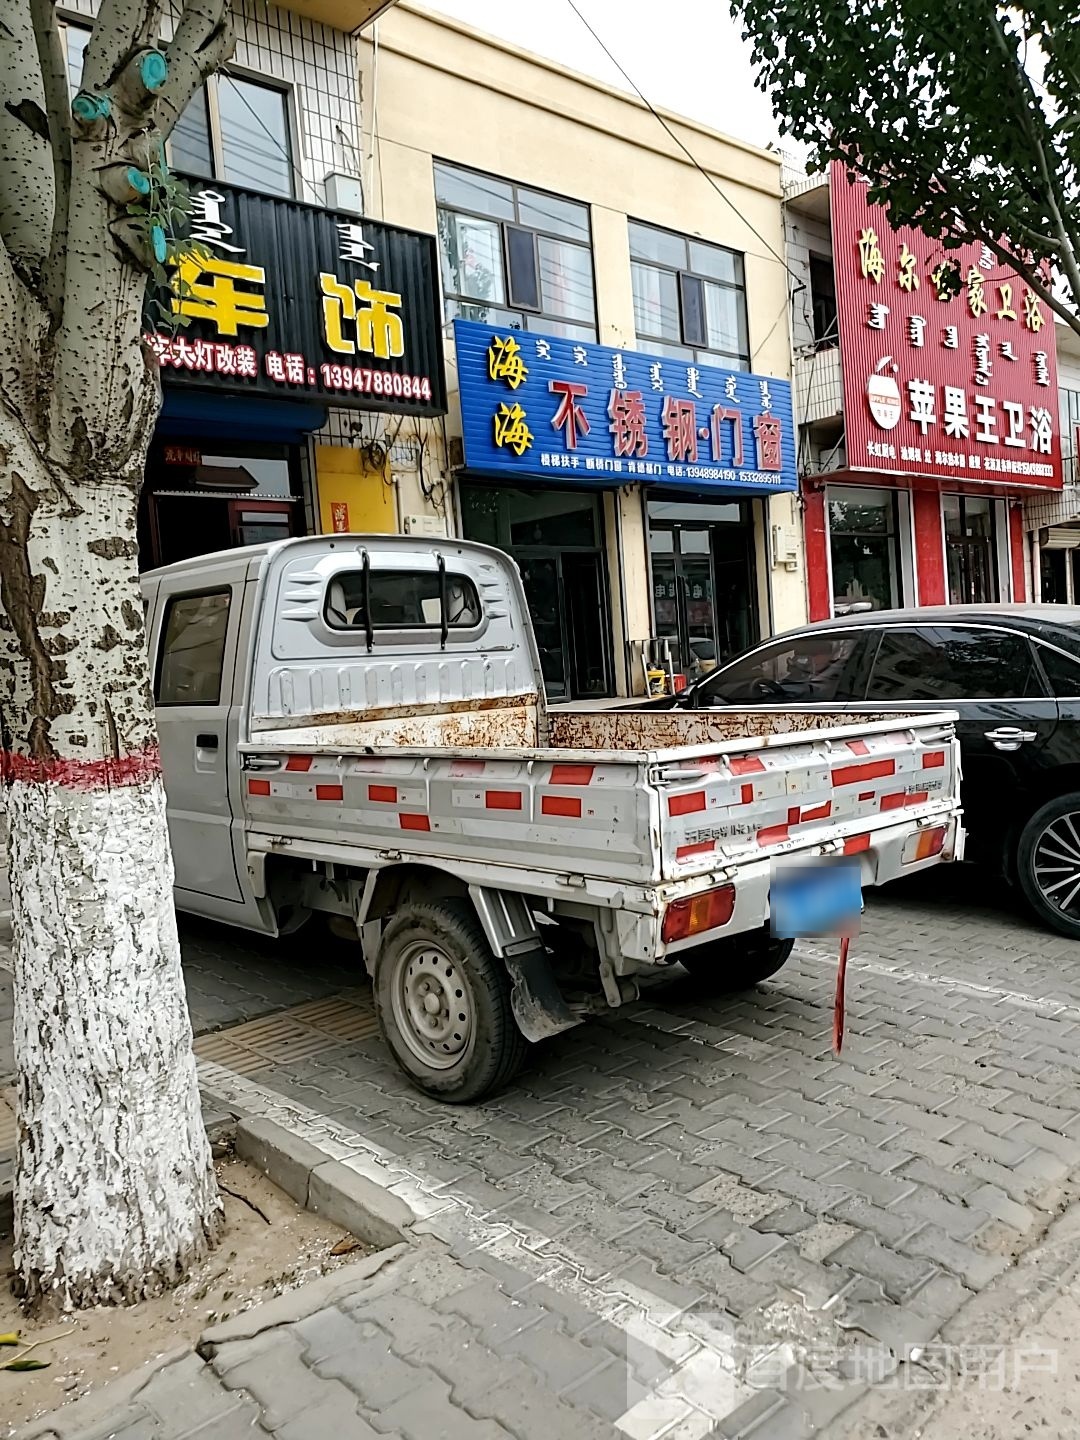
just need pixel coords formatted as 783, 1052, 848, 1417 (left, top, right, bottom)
503, 945, 581, 1042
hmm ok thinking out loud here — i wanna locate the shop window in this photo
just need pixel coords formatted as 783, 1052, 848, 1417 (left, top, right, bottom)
156, 591, 231, 705
629, 221, 750, 370
435, 161, 597, 341
827, 486, 901, 613
325, 571, 482, 631
58, 21, 294, 200
865, 626, 1041, 702
1060, 387, 1080, 487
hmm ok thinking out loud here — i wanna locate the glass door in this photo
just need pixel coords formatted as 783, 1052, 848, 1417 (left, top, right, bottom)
944, 495, 998, 603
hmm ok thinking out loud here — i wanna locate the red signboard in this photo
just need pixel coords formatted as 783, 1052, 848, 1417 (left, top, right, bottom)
830, 162, 1062, 490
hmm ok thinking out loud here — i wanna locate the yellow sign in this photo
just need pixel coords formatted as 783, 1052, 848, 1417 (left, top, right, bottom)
171, 251, 269, 336
487, 335, 528, 389
493, 401, 533, 456
320, 273, 404, 359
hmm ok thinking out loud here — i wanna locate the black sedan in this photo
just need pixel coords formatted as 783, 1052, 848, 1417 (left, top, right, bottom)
648, 605, 1080, 940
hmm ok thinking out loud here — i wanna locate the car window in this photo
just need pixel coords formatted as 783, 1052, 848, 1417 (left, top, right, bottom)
325, 570, 482, 631
1037, 644, 1080, 698
865, 626, 1044, 702
700, 633, 870, 704
156, 590, 231, 705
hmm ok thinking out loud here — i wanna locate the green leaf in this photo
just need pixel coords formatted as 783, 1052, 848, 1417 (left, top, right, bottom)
1, 1359, 50, 1372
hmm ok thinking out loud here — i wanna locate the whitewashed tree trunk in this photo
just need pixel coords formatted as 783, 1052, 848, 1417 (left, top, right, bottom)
0, 0, 232, 1311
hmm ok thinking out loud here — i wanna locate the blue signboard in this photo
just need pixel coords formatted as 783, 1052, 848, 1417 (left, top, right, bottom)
454, 319, 797, 493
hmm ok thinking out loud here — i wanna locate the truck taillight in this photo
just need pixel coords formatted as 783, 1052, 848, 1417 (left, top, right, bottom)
662, 885, 736, 943
903, 825, 947, 864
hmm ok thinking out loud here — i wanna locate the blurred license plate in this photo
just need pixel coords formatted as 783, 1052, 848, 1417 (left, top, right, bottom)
770, 862, 862, 938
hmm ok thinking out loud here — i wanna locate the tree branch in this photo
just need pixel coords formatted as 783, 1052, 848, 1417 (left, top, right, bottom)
156, 0, 233, 140
0, 0, 53, 286
29, 0, 71, 324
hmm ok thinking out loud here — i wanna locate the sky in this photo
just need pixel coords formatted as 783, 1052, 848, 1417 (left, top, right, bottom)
422, 0, 787, 155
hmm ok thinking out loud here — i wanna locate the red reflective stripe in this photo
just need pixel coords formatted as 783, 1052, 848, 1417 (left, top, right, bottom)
788, 806, 801, 825
844, 833, 871, 854
285, 755, 312, 772
833, 758, 896, 787
669, 790, 707, 816
676, 840, 715, 861
859, 791, 875, 801
757, 823, 790, 847
368, 784, 397, 803
248, 779, 271, 797
449, 760, 485, 777
922, 751, 946, 769
316, 784, 343, 801
543, 795, 581, 818
730, 755, 766, 775
486, 790, 522, 810
740, 783, 755, 805
905, 790, 929, 807
880, 791, 907, 811
847, 739, 870, 756
550, 763, 595, 785
399, 813, 430, 831
801, 801, 832, 821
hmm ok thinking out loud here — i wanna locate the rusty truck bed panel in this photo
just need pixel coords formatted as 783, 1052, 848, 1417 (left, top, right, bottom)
547, 707, 922, 751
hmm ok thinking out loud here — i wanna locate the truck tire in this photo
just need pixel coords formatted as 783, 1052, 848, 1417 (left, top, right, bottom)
676, 928, 795, 991
374, 898, 528, 1102
1017, 793, 1080, 940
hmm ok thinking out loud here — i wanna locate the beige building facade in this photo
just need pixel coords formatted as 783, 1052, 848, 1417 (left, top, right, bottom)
342, 3, 804, 698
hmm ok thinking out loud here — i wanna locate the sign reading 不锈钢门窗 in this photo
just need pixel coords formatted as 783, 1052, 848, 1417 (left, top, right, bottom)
454, 320, 797, 492
144, 180, 446, 416
830, 162, 1062, 488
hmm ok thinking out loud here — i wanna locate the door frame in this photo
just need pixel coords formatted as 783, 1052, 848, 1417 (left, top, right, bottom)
516, 544, 614, 699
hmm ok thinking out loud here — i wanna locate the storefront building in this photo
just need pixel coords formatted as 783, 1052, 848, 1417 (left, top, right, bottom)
786, 164, 1063, 617
61, 0, 426, 569
1026, 322, 1080, 601
355, 4, 804, 697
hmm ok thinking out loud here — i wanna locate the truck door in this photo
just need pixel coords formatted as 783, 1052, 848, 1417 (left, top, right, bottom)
152, 583, 244, 902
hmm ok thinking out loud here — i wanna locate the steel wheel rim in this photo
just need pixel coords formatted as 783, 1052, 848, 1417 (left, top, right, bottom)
390, 940, 474, 1071
1033, 812, 1080, 919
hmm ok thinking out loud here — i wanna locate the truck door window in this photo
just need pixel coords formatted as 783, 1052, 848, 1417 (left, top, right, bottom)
325, 571, 482, 630
156, 590, 231, 704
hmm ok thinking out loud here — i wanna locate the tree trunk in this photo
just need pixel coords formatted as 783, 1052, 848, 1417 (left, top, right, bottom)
1, 396, 223, 1312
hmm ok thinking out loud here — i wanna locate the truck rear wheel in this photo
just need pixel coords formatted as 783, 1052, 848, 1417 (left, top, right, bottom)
374, 898, 528, 1102
676, 928, 795, 991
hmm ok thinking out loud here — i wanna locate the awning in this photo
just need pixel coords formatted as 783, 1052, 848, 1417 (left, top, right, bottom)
156, 390, 327, 443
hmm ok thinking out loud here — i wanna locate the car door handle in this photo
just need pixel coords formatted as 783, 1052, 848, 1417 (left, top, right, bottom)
243, 756, 282, 771
196, 733, 219, 750
984, 727, 1038, 751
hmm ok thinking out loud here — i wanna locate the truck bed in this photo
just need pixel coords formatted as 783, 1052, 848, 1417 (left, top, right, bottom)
242, 707, 959, 888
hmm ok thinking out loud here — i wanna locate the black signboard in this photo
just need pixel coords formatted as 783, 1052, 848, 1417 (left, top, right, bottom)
146, 180, 446, 416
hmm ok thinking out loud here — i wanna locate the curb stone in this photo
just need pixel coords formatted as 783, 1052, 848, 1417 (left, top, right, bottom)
234, 1114, 415, 1249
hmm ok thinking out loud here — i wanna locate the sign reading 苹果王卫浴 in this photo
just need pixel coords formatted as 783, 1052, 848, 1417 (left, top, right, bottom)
144, 180, 446, 416
830, 162, 1062, 489
454, 320, 797, 493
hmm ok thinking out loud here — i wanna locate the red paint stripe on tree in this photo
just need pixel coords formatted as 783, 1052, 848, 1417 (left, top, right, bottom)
1, 747, 162, 790
833, 758, 896, 787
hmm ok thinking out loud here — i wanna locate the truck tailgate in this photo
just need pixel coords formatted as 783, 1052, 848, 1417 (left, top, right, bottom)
656, 716, 959, 879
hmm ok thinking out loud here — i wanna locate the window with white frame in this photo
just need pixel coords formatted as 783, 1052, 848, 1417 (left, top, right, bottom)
434, 161, 597, 342
59, 18, 295, 199
629, 220, 750, 369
